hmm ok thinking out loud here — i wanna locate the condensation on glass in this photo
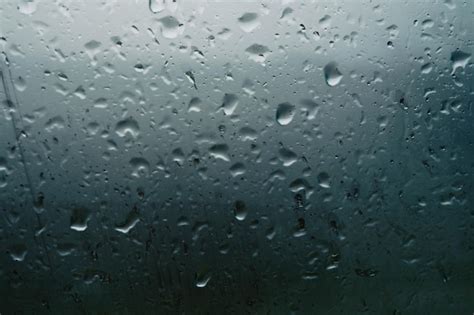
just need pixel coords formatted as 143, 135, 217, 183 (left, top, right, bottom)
0, 0, 473, 313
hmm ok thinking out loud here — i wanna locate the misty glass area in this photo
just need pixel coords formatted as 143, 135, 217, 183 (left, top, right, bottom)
0, 0, 473, 314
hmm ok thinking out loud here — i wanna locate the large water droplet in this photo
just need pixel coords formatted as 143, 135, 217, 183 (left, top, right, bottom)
319, 15, 332, 28
209, 144, 230, 162
57, 243, 76, 257
239, 126, 257, 141
158, 16, 182, 39
115, 117, 140, 138
324, 62, 343, 86
70, 208, 91, 232
238, 13, 260, 33
14, 76, 27, 92
188, 97, 202, 112
185, 71, 197, 89
279, 147, 298, 166
149, 0, 165, 13
317, 172, 331, 188
245, 44, 270, 63
230, 162, 246, 177
220, 93, 239, 115
300, 99, 319, 120
450, 50, 471, 75
18, 0, 37, 15
45, 116, 65, 132
115, 207, 140, 234
84, 40, 101, 64
276, 102, 295, 126
93, 97, 108, 109
289, 178, 312, 193
9, 244, 27, 262
234, 200, 248, 221
195, 272, 211, 288
129, 157, 150, 177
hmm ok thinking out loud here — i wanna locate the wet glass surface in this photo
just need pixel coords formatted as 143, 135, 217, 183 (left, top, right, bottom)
0, 0, 473, 313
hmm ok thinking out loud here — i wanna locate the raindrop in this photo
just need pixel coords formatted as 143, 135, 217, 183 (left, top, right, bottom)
9, 244, 27, 262
450, 50, 471, 75
115, 117, 140, 138
158, 16, 182, 39
93, 97, 108, 109
238, 13, 260, 33
289, 178, 312, 193
317, 172, 331, 188
172, 148, 185, 166
188, 97, 202, 112
149, 0, 165, 14
276, 102, 295, 126
70, 208, 91, 232
84, 40, 101, 64
185, 71, 197, 89
57, 243, 76, 257
279, 147, 298, 166
115, 207, 140, 234
45, 116, 65, 132
319, 15, 332, 28
230, 162, 246, 177
195, 272, 211, 288
324, 62, 343, 86
245, 44, 270, 63
18, 0, 37, 14
238, 126, 257, 141
234, 200, 248, 221
209, 144, 230, 162
300, 99, 319, 120
421, 63, 433, 74
280, 7, 293, 20
220, 93, 239, 115
129, 157, 150, 177
14, 76, 27, 92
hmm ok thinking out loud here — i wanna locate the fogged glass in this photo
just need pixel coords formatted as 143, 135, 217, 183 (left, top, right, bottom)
0, 0, 473, 313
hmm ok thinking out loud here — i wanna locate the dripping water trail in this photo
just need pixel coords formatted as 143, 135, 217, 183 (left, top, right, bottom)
1, 53, 55, 276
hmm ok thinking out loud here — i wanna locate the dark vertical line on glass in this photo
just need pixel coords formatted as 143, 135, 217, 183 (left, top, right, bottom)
1, 52, 55, 275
